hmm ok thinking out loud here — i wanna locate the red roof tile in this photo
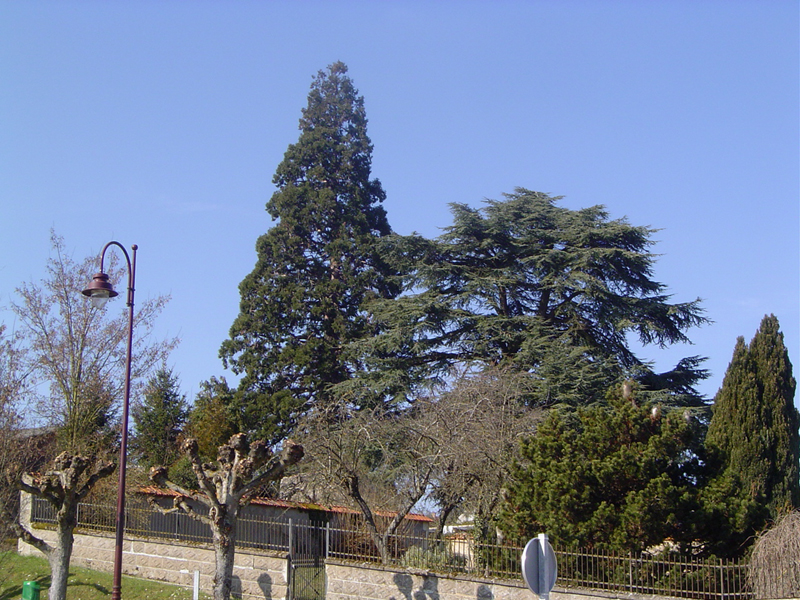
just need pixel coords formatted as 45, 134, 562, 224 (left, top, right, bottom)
138, 486, 433, 522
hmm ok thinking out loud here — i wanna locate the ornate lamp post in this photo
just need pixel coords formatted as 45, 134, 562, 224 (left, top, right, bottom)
82, 241, 137, 600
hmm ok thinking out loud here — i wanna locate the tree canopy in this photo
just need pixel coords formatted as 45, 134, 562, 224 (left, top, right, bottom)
220, 61, 398, 431
500, 386, 705, 552
704, 315, 799, 546
131, 368, 188, 470
10, 232, 177, 454
351, 189, 708, 406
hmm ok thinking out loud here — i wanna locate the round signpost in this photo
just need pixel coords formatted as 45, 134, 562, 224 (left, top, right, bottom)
521, 533, 557, 599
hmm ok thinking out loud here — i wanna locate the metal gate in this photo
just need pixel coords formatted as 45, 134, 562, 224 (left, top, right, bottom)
288, 520, 327, 600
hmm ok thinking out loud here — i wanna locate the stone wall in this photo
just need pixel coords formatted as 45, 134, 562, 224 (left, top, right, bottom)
16, 496, 671, 600
325, 560, 640, 600
18, 528, 289, 600
17, 533, 673, 600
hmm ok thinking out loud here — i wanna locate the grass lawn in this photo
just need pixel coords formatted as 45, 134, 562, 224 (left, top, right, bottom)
0, 552, 210, 600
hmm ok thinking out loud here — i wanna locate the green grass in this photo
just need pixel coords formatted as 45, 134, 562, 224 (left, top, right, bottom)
0, 552, 210, 600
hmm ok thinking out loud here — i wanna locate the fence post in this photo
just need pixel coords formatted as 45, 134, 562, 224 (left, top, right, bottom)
629, 551, 634, 593
288, 519, 294, 558
719, 558, 724, 600
325, 522, 330, 559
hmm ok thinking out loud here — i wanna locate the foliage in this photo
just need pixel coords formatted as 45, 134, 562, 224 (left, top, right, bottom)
0, 551, 210, 600
748, 510, 800, 599
166, 455, 199, 492
401, 543, 467, 572
500, 385, 705, 553
703, 314, 799, 554
220, 61, 398, 434
183, 377, 238, 460
352, 189, 708, 406
9, 231, 177, 454
130, 368, 188, 470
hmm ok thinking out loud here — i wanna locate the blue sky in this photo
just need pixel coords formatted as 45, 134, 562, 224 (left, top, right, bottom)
1, 0, 797, 406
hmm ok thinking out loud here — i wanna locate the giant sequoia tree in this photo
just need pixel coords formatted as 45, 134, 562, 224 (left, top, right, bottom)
705, 315, 799, 538
221, 62, 397, 432
354, 189, 708, 406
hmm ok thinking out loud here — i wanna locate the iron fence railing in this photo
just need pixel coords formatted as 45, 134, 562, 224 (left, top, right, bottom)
30, 497, 752, 599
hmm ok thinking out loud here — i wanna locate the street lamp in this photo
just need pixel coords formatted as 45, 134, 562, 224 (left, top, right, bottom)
82, 241, 137, 600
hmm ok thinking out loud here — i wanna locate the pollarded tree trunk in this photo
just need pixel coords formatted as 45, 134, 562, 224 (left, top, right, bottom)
150, 434, 303, 600
48, 523, 75, 600
211, 504, 238, 600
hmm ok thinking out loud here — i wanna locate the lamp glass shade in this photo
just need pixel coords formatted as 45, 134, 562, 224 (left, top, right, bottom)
90, 292, 111, 309
82, 272, 118, 309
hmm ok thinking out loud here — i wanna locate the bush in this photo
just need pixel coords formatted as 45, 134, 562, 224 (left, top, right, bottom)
401, 544, 466, 572
748, 510, 800, 599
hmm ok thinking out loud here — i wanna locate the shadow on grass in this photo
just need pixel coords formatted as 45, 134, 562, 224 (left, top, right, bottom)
0, 570, 112, 600
0, 574, 50, 600
67, 581, 111, 596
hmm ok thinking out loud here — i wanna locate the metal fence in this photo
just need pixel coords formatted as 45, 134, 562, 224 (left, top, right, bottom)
30, 497, 751, 599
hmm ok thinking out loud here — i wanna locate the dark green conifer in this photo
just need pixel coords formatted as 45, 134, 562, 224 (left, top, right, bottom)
130, 368, 188, 469
705, 315, 799, 536
499, 385, 704, 552
220, 62, 397, 430
356, 189, 708, 406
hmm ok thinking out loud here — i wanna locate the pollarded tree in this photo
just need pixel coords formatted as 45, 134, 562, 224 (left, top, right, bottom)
150, 434, 303, 600
7, 453, 115, 600
705, 315, 799, 540
220, 62, 398, 432
352, 189, 708, 406
130, 368, 188, 470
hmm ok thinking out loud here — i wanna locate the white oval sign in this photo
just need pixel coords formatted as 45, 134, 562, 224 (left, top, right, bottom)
521, 534, 557, 596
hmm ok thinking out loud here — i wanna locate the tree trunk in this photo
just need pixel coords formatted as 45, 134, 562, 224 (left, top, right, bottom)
47, 527, 74, 600
434, 501, 459, 540
211, 510, 238, 600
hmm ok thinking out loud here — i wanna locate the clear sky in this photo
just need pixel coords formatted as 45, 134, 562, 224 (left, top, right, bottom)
1, 0, 797, 407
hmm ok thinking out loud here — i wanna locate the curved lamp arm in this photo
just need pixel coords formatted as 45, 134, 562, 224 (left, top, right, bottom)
81, 241, 137, 309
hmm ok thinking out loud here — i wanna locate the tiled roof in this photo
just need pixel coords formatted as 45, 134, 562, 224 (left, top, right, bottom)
138, 486, 434, 523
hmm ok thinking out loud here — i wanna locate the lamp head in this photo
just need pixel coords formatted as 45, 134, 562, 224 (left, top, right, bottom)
82, 272, 119, 309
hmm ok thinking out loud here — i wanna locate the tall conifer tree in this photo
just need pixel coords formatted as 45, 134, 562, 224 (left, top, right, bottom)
221, 62, 397, 431
131, 368, 188, 469
353, 189, 708, 406
706, 315, 800, 525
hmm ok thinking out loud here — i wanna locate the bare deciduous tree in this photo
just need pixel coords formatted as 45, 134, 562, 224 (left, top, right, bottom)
421, 369, 542, 538
10, 231, 177, 453
0, 323, 35, 543
149, 434, 303, 600
295, 403, 442, 564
